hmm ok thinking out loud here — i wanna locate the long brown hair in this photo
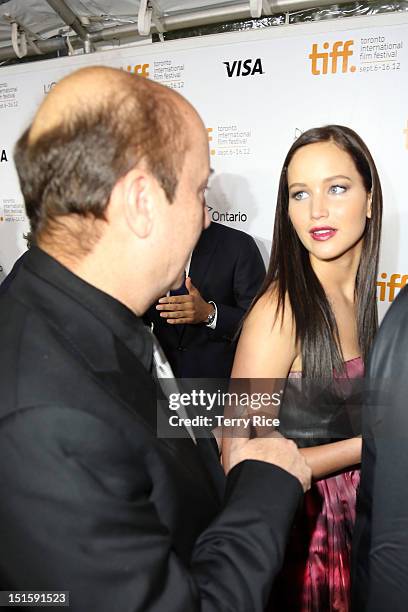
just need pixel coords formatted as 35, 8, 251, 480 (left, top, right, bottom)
253, 125, 382, 378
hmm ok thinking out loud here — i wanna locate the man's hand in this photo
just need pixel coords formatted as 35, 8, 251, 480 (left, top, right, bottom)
226, 433, 312, 493
156, 277, 214, 325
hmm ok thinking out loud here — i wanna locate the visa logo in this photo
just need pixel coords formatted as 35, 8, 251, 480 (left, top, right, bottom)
223, 58, 264, 77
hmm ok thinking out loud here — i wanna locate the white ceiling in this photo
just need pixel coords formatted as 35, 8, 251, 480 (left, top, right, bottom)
0, 0, 393, 60
0, 0, 267, 63
0, 0, 259, 46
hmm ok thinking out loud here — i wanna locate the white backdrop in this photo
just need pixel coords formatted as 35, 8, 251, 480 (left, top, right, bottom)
0, 11, 407, 318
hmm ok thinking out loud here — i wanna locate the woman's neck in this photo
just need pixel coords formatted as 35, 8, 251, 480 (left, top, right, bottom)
310, 240, 362, 302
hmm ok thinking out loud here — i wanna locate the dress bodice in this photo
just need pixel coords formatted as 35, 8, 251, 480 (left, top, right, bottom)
278, 357, 364, 448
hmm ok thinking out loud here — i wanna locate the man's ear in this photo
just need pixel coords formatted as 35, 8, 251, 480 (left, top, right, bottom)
122, 168, 154, 238
367, 192, 372, 219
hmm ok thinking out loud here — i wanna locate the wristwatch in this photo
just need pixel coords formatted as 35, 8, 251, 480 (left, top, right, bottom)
205, 301, 216, 326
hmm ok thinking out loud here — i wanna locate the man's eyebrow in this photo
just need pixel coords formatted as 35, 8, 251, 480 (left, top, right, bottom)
202, 168, 215, 187
207, 168, 215, 180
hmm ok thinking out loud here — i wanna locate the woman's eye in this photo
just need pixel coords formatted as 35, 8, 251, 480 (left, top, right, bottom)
292, 191, 308, 201
329, 185, 347, 195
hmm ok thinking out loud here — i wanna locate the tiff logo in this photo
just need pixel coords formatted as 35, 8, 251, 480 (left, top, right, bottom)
126, 64, 150, 77
377, 273, 408, 302
223, 58, 264, 77
207, 127, 215, 156
309, 41, 355, 75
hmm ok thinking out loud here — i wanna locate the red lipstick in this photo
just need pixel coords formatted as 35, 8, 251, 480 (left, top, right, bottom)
310, 226, 337, 241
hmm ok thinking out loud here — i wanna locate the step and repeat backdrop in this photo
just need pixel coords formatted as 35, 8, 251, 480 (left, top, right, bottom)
0, 11, 407, 317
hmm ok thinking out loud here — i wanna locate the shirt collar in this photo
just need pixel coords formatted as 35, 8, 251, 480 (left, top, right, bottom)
23, 247, 153, 371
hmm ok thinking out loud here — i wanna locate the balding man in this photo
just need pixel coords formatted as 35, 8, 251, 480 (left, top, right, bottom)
0, 67, 310, 611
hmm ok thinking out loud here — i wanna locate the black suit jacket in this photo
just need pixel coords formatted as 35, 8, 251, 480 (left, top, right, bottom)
0, 250, 27, 295
146, 222, 266, 379
352, 285, 408, 611
0, 247, 301, 611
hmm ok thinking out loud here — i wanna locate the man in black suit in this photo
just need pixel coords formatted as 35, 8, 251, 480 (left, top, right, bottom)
0, 66, 311, 611
0, 233, 32, 295
146, 221, 265, 378
352, 285, 408, 611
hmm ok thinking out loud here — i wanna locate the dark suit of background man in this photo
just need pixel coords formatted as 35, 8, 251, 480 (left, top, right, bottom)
146, 220, 266, 378
352, 284, 408, 611
0, 66, 311, 611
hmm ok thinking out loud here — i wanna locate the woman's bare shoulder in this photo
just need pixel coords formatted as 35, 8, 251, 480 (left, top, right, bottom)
232, 284, 297, 378
246, 284, 294, 334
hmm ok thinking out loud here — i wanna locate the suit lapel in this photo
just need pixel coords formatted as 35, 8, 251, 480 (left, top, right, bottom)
92, 341, 223, 500
189, 223, 220, 290
179, 224, 220, 343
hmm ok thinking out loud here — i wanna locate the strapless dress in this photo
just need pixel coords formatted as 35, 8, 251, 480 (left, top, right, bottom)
269, 357, 364, 612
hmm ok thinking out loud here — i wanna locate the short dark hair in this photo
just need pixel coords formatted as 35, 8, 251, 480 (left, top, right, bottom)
14, 73, 189, 242
251, 125, 382, 378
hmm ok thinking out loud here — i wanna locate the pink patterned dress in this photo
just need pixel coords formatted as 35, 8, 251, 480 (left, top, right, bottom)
269, 357, 363, 612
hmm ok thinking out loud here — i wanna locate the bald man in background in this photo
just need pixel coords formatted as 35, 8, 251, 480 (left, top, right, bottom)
0, 67, 310, 611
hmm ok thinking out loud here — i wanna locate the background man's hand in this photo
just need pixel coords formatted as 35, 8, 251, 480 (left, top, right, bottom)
226, 433, 312, 493
156, 277, 214, 325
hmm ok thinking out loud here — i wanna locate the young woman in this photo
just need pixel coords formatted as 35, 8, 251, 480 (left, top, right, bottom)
229, 125, 382, 611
